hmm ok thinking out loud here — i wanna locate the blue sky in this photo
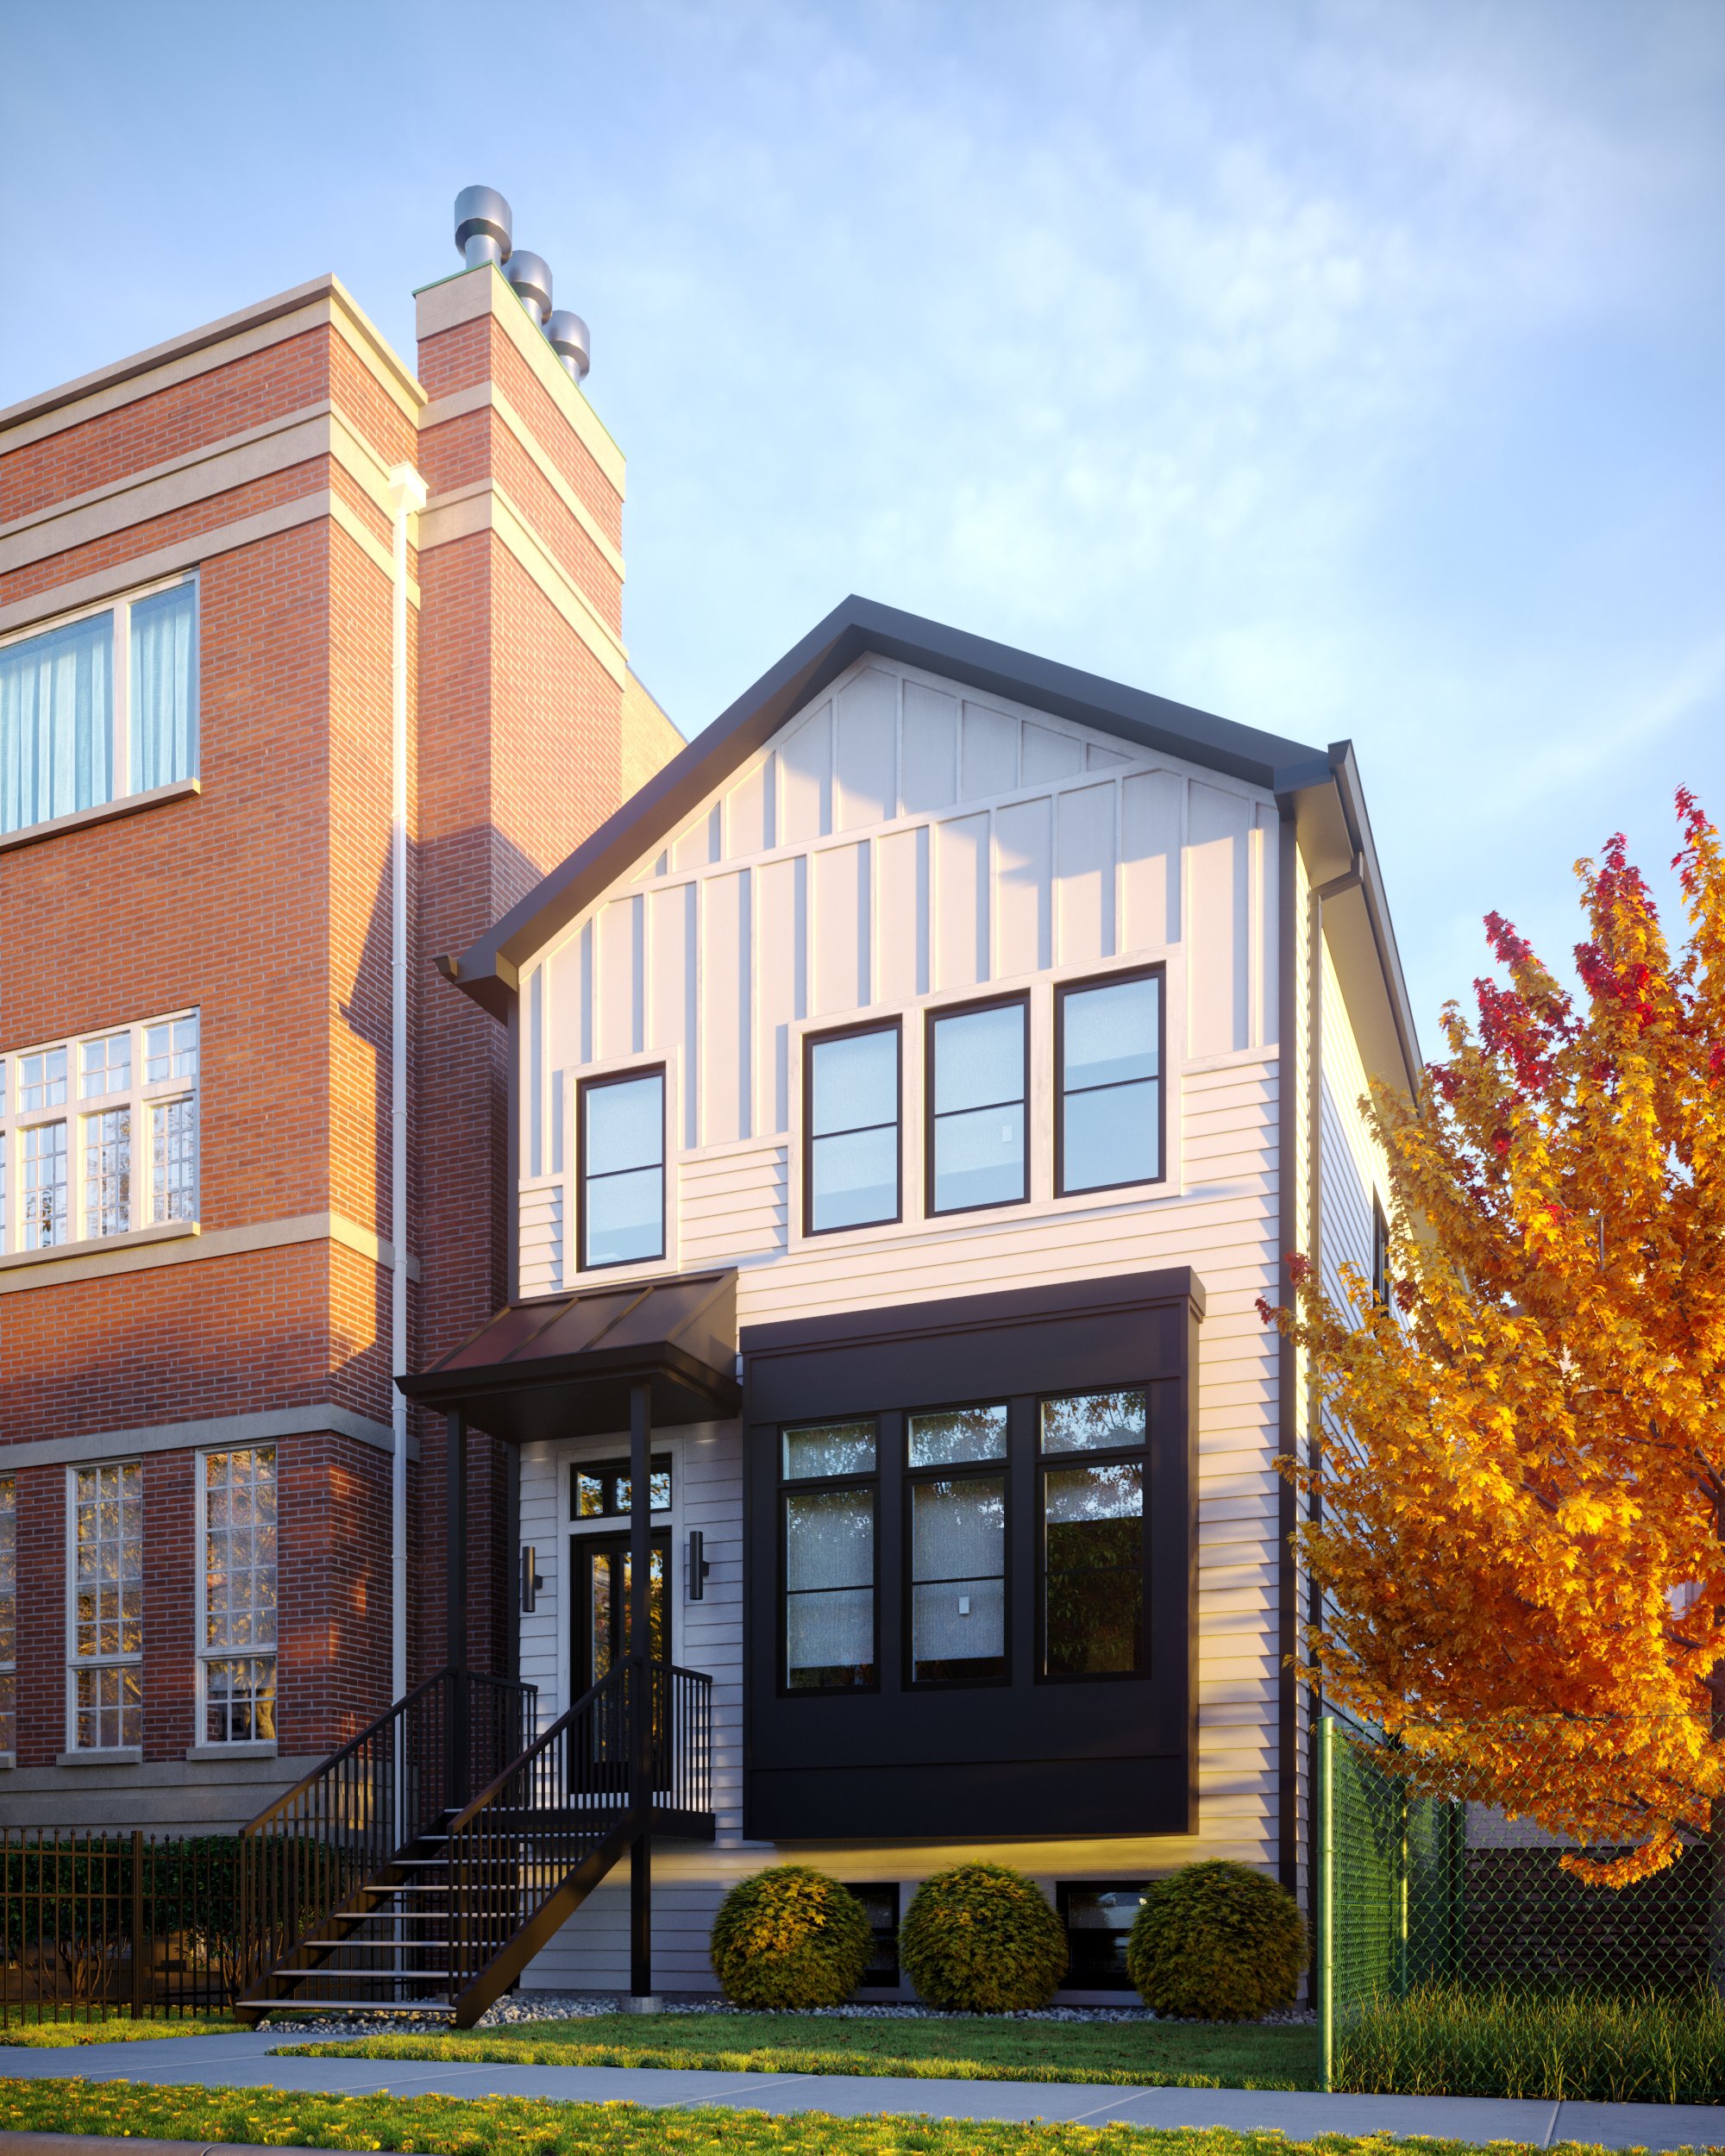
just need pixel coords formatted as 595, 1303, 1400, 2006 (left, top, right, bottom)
4, 0, 1720, 1041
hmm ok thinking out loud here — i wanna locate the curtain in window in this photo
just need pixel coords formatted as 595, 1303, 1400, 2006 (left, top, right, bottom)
0, 612, 113, 834
129, 584, 197, 791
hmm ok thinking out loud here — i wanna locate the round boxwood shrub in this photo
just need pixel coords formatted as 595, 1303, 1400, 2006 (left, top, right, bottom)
1126, 1860, 1307, 2021
709, 1864, 873, 2009
900, 1863, 1069, 2013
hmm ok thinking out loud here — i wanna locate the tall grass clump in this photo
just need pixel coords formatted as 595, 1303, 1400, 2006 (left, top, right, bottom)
1334, 1982, 1725, 2104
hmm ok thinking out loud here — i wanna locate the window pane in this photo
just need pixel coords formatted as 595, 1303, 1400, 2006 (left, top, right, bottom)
0, 610, 113, 835
584, 1164, 663, 1266
85, 1107, 131, 1237
129, 582, 198, 792
810, 1125, 897, 1230
932, 1003, 1024, 1114
1062, 1078, 1159, 1192
22, 1121, 68, 1249
932, 1101, 1025, 1211
786, 1487, 875, 1689
784, 1421, 876, 1479
586, 1074, 663, 1173
908, 1405, 1007, 1467
1044, 1463, 1143, 1677
80, 1034, 130, 1098
1063, 976, 1159, 1091
145, 1015, 198, 1085
1040, 1389, 1147, 1455
1063, 1885, 1148, 1989
152, 1097, 198, 1222
21, 1049, 67, 1112
810, 1028, 896, 1138
911, 1475, 1006, 1682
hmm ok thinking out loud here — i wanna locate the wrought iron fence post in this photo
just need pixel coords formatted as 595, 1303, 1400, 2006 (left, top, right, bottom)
1320, 1714, 1334, 2093
130, 1831, 145, 2018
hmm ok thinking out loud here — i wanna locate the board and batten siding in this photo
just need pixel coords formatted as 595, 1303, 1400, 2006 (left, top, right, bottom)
504, 652, 1322, 1993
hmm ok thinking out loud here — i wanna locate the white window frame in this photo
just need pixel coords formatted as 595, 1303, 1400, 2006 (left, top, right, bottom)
0, 1009, 199, 1257
66, 1459, 144, 1755
195, 1445, 278, 1750
0, 573, 198, 842
0, 1471, 15, 1764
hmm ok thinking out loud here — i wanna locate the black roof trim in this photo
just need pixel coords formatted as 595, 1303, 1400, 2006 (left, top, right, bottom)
446, 595, 1332, 1018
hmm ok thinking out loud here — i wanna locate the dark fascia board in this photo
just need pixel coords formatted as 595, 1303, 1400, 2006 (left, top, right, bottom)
443, 596, 1333, 1020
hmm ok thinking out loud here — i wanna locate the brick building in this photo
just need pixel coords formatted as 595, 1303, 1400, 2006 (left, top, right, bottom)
0, 206, 680, 1829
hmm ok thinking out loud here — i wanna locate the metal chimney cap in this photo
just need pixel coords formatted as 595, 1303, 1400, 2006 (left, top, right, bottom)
546, 310, 591, 383
505, 250, 553, 325
454, 185, 512, 268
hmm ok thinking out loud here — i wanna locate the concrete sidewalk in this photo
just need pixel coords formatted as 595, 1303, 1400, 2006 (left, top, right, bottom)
2, 2029, 1723, 2153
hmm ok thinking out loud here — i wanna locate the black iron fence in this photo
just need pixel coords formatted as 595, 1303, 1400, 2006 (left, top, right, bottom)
0, 1828, 243, 2026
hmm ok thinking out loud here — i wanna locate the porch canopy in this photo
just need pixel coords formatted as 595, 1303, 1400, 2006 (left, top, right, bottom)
398, 1268, 740, 1442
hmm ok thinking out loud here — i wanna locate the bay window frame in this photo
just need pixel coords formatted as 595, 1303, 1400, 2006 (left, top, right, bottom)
778, 1418, 881, 1697
1036, 1385, 1153, 1684
902, 1400, 1012, 1689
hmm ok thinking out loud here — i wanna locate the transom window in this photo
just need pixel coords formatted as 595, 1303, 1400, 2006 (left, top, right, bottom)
200, 1447, 278, 1745
1040, 1389, 1148, 1677
781, 1420, 877, 1691
572, 1455, 672, 1519
926, 997, 1028, 1215
907, 1406, 1007, 1684
0, 577, 198, 840
579, 1068, 665, 1269
0, 1012, 199, 1254
1056, 970, 1164, 1196
0, 1475, 15, 1758
805, 1022, 900, 1234
70, 1462, 143, 1752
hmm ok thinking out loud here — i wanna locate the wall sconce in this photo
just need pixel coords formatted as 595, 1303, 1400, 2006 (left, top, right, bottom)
520, 1545, 544, 1614
687, 1530, 712, 1602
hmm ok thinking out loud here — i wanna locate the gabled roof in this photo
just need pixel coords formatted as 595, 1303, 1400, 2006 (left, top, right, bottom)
440, 595, 1416, 1087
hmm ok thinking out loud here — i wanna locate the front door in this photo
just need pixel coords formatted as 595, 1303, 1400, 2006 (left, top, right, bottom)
574, 1531, 669, 1691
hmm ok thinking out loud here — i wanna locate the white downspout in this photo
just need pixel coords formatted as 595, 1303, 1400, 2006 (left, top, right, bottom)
386, 463, 426, 1705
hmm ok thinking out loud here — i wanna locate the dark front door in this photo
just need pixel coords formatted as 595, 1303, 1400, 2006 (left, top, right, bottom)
574, 1530, 669, 1691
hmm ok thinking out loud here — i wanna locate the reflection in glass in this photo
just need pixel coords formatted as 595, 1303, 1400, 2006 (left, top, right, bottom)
1063, 1885, 1149, 1989
931, 1002, 1026, 1212
574, 1457, 672, 1518
786, 1488, 875, 1688
908, 1404, 1007, 1467
783, 1421, 876, 1479
808, 1028, 898, 1230
1059, 975, 1161, 1194
582, 1072, 664, 1266
1039, 1389, 1146, 1455
911, 1474, 1007, 1683
1044, 1462, 1143, 1676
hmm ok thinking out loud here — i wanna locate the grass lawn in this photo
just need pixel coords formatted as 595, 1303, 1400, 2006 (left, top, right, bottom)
286, 2009, 1321, 2090
0, 2078, 1622, 2155
0, 2011, 244, 2046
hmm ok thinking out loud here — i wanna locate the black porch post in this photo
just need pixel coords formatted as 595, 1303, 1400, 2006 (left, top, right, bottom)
446, 1409, 471, 1808
628, 1377, 653, 2001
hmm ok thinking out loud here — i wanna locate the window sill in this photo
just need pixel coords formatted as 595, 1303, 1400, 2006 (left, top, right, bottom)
56, 1747, 142, 1766
0, 1218, 198, 1276
0, 1752, 13, 1771
0, 776, 200, 856
185, 1740, 277, 1762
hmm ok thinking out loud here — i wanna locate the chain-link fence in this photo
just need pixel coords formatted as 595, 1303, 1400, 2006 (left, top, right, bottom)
1319, 1715, 1724, 2101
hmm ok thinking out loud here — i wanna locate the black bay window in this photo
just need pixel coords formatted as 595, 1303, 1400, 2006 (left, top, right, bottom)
1039, 1388, 1147, 1677
782, 1420, 877, 1690
1057, 969, 1163, 1196
906, 1405, 1008, 1684
805, 1022, 900, 1234
579, 1067, 665, 1269
926, 995, 1028, 1214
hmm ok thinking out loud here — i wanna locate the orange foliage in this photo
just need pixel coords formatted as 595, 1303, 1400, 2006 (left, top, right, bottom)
1265, 793, 1725, 1885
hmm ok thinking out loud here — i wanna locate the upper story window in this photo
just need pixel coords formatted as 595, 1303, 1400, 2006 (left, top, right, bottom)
1371, 1197, 1392, 1307
0, 1012, 199, 1256
70, 1461, 143, 1751
200, 1446, 277, 1745
782, 1420, 877, 1691
907, 1405, 1008, 1684
1056, 969, 1164, 1198
578, 1067, 664, 1269
0, 1475, 15, 1758
0, 578, 197, 840
1039, 1388, 1148, 1677
926, 997, 1028, 1216
805, 1021, 900, 1235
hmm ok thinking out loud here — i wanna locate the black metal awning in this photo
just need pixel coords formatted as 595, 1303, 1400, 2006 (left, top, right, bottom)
398, 1269, 740, 1444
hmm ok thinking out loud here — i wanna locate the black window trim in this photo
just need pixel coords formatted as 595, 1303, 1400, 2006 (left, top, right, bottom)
569, 1452, 674, 1523
1053, 963, 1167, 1200
1055, 1877, 1151, 1993
923, 990, 1032, 1219
778, 1413, 882, 1698
902, 1396, 1013, 1691
1035, 1381, 1153, 1686
801, 1016, 903, 1239
575, 1062, 668, 1274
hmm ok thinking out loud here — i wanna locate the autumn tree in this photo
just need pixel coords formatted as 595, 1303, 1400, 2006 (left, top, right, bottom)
1266, 791, 1724, 1884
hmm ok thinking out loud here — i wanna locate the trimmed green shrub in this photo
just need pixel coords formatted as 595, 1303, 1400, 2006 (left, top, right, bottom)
1127, 1860, 1306, 2021
900, 1864, 1068, 2013
709, 1865, 872, 2009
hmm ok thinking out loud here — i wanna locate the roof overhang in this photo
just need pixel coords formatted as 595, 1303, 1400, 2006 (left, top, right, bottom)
398, 1269, 741, 1445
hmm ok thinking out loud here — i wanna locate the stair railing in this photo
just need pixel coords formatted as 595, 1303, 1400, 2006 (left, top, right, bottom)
444, 1657, 712, 2011
237, 1667, 535, 2007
